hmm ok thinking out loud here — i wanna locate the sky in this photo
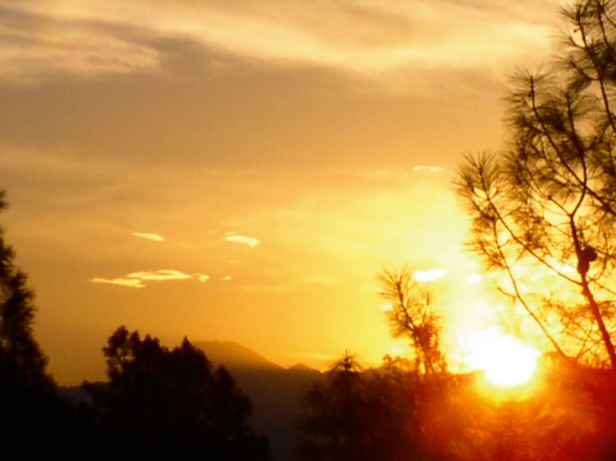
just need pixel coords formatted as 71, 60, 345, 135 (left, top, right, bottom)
1, 0, 567, 383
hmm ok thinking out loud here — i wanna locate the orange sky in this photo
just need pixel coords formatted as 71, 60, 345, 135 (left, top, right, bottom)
1, 0, 568, 383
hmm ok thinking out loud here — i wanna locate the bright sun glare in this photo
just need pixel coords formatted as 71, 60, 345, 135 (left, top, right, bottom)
466, 328, 539, 387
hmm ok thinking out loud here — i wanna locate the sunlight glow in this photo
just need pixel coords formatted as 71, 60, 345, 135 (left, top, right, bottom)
466, 274, 482, 285
466, 328, 539, 387
389, 343, 410, 356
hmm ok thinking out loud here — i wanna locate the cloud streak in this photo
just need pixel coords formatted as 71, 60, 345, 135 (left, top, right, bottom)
224, 233, 260, 248
196, 274, 210, 283
132, 232, 165, 242
91, 270, 208, 288
413, 268, 448, 283
2, 0, 561, 84
126, 270, 192, 281
0, 6, 160, 84
412, 165, 445, 174
91, 277, 145, 288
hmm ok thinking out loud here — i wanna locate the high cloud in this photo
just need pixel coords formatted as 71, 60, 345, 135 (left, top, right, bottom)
413, 268, 448, 283
132, 232, 165, 242
412, 165, 445, 174
91, 277, 145, 288
91, 270, 203, 288
0, 6, 160, 83
2, 0, 561, 83
197, 274, 211, 283
224, 233, 260, 248
126, 270, 192, 281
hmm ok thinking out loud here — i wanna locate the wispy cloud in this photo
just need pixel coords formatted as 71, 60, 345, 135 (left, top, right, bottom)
4, 0, 558, 84
196, 274, 211, 283
413, 268, 448, 283
91, 269, 195, 288
126, 270, 192, 281
91, 277, 145, 288
0, 6, 160, 84
224, 232, 260, 248
412, 165, 445, 174
132, 232, 165, 242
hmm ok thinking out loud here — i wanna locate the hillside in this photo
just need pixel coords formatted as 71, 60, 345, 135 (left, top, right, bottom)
194, 341, 321, 461
192, 340, 283, 371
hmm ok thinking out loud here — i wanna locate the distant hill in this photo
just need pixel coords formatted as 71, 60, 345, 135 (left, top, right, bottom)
193, 341, 321, 461
287, 363, 318, 372
193, 340, 283, 371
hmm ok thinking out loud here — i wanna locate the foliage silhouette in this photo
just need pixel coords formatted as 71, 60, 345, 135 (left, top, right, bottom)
456, 0, 616, 369
378, 268, 447, 375
298, 354, 616, 461
0, 190, 70, 438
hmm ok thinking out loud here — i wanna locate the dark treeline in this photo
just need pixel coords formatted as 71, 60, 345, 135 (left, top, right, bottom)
0, 190, 270, 458
297, 352, 616, 461
83, 326, 271, 457
6, 0, 616, 459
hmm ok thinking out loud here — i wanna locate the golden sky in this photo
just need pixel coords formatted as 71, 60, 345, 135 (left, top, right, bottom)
1, 0, 567, 383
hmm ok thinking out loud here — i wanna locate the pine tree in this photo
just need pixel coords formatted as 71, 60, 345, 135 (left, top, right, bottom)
0, 191, 52, 385
0, 190, 56, 436
456, 0, 616, 369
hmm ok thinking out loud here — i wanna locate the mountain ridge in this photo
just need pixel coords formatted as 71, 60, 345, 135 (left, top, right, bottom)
192, 340, 284, 371
191, 340, 321, 461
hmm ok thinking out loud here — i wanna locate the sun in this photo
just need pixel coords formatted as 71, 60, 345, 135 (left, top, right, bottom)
466, 328, 539, 387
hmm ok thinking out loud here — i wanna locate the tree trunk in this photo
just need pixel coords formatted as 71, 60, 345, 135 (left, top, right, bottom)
582, 280, 616, 370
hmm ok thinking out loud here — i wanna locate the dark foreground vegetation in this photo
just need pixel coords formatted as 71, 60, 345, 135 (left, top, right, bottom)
297, 353, 616, 461
5, 0, 616, 459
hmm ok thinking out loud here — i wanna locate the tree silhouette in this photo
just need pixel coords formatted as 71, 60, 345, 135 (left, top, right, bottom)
456, 0, 616, 369
378, 268, 446, 375
85, 326, 270, 458
0, 190, 59, 436
297, 353, 430, 461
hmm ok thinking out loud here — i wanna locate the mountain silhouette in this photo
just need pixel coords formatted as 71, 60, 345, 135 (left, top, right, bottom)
192, 340, 284, 371
193, 341, 321, 461
287, 363, 318, 372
